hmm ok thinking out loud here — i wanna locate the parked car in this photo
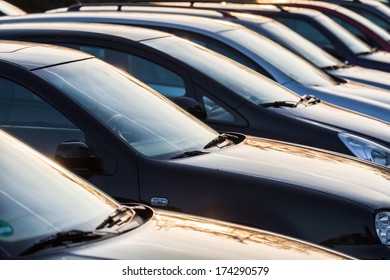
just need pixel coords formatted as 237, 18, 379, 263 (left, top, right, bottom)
1, 22, 390, 166
1, 13, 390, 124
314, 0, 390, 32
48, 3, 390, 91
253, 1, 390, 51
0, 40, 390, 259
61, 0, 390, 33
1, 129, 354, 260
145, 2, 390, 72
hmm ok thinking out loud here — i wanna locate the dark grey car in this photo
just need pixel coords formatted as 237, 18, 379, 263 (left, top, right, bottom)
0, 41, 390, 259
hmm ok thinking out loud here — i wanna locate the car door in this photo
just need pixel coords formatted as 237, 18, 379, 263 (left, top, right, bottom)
0, 63, 140, 201
0, 75, 84, 157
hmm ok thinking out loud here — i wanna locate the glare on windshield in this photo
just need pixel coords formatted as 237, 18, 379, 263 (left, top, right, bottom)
35, 58, 218, 158
144, 36, 301, 104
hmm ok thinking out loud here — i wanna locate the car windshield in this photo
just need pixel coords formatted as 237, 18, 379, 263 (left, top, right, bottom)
34, 58, 218, 159
0, 130, 117, 257
143, 36, 301, 104
218, 28, 338, 86
315, 13, 374, 55
258, 20, 342, 69
335, 6, 390, 42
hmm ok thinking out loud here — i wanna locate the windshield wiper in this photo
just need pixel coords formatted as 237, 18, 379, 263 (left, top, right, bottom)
20, 230, 104, 256
20, 206, 136, 256
321, 64, 350, 70
95, 206, 134, 230
204, 133, 238, 149
260, 100, 298, 108
261, 95, 321, 109
297, 94, 321, 106
171, 150, 207, 159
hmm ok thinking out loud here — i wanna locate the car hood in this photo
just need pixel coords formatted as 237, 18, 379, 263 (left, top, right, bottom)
300, 82, 390, 123
34, 210, 349, 260
281, 78, 390, 123
327, 66, 390, 91
280, 101, 390, 142
174, 137, 390, 209
357, 51, 390, 71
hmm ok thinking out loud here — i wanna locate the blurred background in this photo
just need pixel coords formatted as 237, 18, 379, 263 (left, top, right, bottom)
7, 0, 130, 13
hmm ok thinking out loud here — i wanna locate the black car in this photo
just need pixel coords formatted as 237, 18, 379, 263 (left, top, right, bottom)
2, 12, 390, 125
91, 3, 390, 91
142, 1, 390, 71
64, 1, 390, 51
1, 21, 389, 167
251, 1, 390, 51
1, 129, 353, 259
1, 41, 390, 259
314, 0, 390, 32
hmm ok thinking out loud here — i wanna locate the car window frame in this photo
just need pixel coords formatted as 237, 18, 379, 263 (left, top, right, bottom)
3, 33, 197, 100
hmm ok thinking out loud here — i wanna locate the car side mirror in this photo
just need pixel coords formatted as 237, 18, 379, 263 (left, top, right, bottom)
55, 141, 102, 179
173, 96, 207, 120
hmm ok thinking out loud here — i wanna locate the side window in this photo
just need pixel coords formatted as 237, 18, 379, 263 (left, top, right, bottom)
0, 77, 84, 157
346, 7, 389, 31
202, 96, 235, 123
277, 18, 335, 49
166, 30, 265, 73
126, 55, 186, 99
195, 85, 246, 127
67, 45, 186, 99
327, 15, 375, 47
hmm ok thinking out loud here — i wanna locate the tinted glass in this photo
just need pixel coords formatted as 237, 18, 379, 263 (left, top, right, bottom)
202, 96, 235, 123
63, 44, 243, 125
328, 14, 377, 47
75, 45, 186, 98
0, 130, 117, 256
314, 14, 374, 54
173, 30, 263, 74
143, 36, 301, 105
259, 20, 342, 69
332, 7, 390, 41
348, 6, 390, 31
278, 15, 372, 54
35, 58, 218, 159
0, 77, 84, 157
219, 28, 337, 86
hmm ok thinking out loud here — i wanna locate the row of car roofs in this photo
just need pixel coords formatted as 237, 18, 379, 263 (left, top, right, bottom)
0, 0, 389, 260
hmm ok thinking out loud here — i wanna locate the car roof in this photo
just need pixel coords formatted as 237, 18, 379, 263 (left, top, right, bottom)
48, 4, 274, 24
117, 6, 276, 24
0, 40, 92, 70
0, 11, 239, 33
260, 1, 384, 21
0, 21, 173, 42
196, 2, 330, 17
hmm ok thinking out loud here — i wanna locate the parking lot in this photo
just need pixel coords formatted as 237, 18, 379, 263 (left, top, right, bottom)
1, 0, 390, 264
